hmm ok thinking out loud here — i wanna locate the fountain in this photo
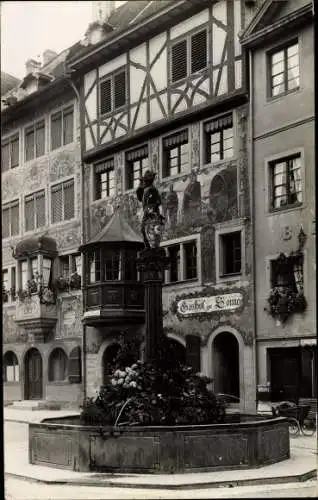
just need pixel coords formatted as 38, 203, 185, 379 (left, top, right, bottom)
29, 171, 290, 473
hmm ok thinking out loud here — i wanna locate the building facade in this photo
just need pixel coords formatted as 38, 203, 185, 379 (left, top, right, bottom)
68, 0, 260, 412
2, 51, 83, 404
241, 0, 316, 404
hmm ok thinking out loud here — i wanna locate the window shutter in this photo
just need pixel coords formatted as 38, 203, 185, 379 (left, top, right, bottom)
191, 30, 207, 73
1, 142, 10, 172
186, 335, 201, 373
10, 136, 19, 168
100, 78, 112, 115
35, 190, 46, 228
171, 39, 187, 82
51, 112, 62, 150
204, 114, 233, 133
25, 195, 35, 232
163, 130, 188, 148
25, 128, 34, 161
35, 121, 45, 157
114, 71, 126, 109
10, 202, 19, 236
2, 207, 10, 238
68, 346, 82, 384
63, 107, 74, 145
63, 180, 75, 220
51, 184, 63, 223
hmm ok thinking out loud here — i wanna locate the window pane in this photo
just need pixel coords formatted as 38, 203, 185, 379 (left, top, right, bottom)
11, 137, 19, 168
63, 108, 74, 145
11, 203, 19, 236
51, 113, 62, 150
271, 61, 284, 76
287, 43, 298, 57
272, 73, 284, 87
191, 30, 207, 73
25, 130, 34, 161
63, 180, 75, 220
222, 232, 241, 275
25, 197, 34, 232
184, 241, 197, 279
35, 122, 45, 157
271, 50, 284, 65
35, 191, 46, 228
2, 208, 9, 238
21, 261, 28, 289
172, 39, 187, 82
1, 143, 10, 172
168, 246, 181, 282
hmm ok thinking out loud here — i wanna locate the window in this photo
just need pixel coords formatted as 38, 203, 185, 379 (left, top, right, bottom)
171, 29, 207, 83
219, 231, 241, 276
51, 179, 75, 223
126, 145, 149, 190
104, 250, 121, 280
100, 69, 127, 115
269, 42, 299, 97
25, 120, 45, 161
270, 154, 302, 210
59, 254, 81, 280
3, 351, 19, 382
51, 106, 74, 150
48, 348, 68, 382
2, 269, 9, 302
271, 253, 303, 293
163, 130, 189, 178
95, 158, 115, 199
24, 190, 46, 231
204, 114, 233, 164
20, 260, 28, 289
164, 239, 198, 284
87, 249, 101, 284
1, 134, 19, 171
2, 200, 19, 238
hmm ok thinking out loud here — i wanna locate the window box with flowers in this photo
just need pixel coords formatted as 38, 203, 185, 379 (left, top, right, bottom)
267, 285, 307, 324
69, 272, 81, 290
54, 276, 70, 292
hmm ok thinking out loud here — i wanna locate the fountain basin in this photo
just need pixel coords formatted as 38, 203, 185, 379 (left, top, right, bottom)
29, 414, 289, 473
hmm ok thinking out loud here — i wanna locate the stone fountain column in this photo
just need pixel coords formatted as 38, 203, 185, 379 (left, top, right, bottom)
137, 247, 169, 362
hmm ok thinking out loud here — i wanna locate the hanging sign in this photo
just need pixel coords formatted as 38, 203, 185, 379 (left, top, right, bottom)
177, 292, 243, 316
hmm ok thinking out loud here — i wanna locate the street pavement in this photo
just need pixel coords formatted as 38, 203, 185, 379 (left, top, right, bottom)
3, 407, 318, 499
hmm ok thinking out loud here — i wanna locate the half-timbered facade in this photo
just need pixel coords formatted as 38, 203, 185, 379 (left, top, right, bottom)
69, 0, 260, 412
1, 51, 83, 406
241, 0, 316, 407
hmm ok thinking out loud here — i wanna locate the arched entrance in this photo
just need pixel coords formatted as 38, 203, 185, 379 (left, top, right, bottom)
24, 348, 43, 400
102, 344, 120, 385
212, 332, 240, 398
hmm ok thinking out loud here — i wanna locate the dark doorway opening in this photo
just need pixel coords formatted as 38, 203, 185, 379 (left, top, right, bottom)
213, 332, 240, 398
24, 348, 43, 400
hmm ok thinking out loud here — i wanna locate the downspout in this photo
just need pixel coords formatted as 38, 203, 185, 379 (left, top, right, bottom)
248, 48, 259, 412
65, 74, 87, 402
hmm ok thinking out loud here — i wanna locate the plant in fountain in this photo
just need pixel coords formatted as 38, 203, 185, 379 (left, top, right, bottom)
81, 339, 225, 426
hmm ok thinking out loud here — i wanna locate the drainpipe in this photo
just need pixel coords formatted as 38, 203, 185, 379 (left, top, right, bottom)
248, 48, 259, 413
64, 74, 87, 402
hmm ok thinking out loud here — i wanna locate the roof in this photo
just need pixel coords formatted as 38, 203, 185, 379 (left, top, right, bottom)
81, 211, 143, 248
1, 72, 20, 96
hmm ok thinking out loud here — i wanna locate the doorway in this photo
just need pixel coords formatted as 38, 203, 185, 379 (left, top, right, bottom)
212, 332, 240, 398
24, 348, 43, 400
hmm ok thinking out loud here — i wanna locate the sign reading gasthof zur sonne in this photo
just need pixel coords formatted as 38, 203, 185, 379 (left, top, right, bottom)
177, 293, 243, 316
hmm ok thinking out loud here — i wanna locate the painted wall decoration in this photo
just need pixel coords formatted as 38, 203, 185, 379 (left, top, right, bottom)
161, 185, 179, 230
208, 166, 238, 223
183, 170, 202, 226
83, 0, 244, 152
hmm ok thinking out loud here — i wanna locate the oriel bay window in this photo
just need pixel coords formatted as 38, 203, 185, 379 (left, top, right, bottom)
95, 158, 115, 199
1, 133, 19, 172
204, 114, 233, 164
270, 154, 302, 210
163, 130, 189, 178
126, 145, 149, 190
24, 190, 46, 231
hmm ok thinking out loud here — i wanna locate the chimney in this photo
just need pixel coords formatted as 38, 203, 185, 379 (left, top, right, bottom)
25, 58, 41, 75
42, 49, 58, 66
92, 1, 116, 23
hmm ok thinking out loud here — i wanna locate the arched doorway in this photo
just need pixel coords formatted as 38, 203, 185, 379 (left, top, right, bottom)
48, 348, 68, 382
3, 351, 19, 382
102, 344, 120, 385
24, 348, 43, 400
212, 332, 240, 399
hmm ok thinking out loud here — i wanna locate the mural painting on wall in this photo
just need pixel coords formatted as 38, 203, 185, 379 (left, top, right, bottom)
161, 184, 179, 230
208, 166, 238, 223
50, 152, 75, 182
183, 170, 202, 226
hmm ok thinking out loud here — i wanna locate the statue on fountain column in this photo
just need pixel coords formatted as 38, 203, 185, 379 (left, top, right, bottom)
136, 170, 165, 249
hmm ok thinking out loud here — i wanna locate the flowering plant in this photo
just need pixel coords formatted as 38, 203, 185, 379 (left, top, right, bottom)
81, 341, 225, 427
267, 286, 307, 323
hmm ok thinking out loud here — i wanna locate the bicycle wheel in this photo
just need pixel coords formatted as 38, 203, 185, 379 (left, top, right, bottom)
288, 417, 300, 437
301, 418, 316, 436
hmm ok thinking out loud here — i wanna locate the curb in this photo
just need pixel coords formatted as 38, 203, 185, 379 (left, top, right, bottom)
5, 468, 317, 490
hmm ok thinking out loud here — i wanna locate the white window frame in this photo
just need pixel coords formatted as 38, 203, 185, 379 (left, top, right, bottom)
160, 125, 190, 181
161, 234, 201, 287
215, 221, 245, 284
201, 111, 238, 168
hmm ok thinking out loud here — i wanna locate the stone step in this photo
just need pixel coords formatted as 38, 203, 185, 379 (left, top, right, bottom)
11, 400, 62, 411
